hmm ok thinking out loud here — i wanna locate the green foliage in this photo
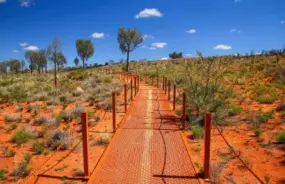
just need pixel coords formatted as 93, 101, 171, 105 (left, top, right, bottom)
0, 169, 8, 180
24, 153, 32, 163
76, 39, 94, 69
253, 85, 278, 104
254, 128, 262, 137
277, 132, 285, 143
67, 70, 89, 80
2, 147, 16, 157
10, 128, 34, 145
14, 160, 30, 178
169, 52, 183, 59
34, 116, 48, 126
57, 111, 74, 123
258, 111, 274, 123
191, 126, 204, 139
46, 130, 73, 150
32, 141, 44, 154
228, 104, 243, 116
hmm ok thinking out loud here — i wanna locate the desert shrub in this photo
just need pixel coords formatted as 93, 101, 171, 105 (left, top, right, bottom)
32, 141, 44, 154
37, 128, 47, 138
184, 54, 232, 125
258, 111, 274, 123
24, 153, 32, 163
67, 70, 89, 80
276, 104, 285, 111
266, 66, 285, 84
46, 117, 60, 127
16, 104, 24, 112
59, 94, 74, 104
34, 116, 48, 126
254, 128, 262, 137
277, 132, 285, 143
253, 85, 278, 104
0, 169, 8, 180
103, 76, 112, 83
14, 160, 30, 178
57, 110, 74, 123
10, 128, 34, 145
4, 113, 22, 123
7, 84, 28, 102
72, 104, 86, 117
46, 130, 73, 150
210, 163, 225, 183
72, 87, 84, 97
93, 136, 111, 146
228, 105, 243, 116
2, 147, 16, 157
191, 126, 204, 139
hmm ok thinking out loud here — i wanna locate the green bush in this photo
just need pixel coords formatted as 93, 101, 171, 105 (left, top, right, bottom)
37, 128, 47, 138
277, 132, 285, 143
253, 85, 278, 104
14, 160, 30, 178
228, 105, 243, 116
46, 130, 73, 150
2, 147, 16, 157
254, 128, 262, 137
32, 141, 44, 154
0, 169, 8, 180
258, 111, 274, 123
57, 111, 74, 123
24, 153, 32, 163
67, 70, 89, 80
10, 128, 34, 145
34, 116, 48, 126
192, 126, 204, 139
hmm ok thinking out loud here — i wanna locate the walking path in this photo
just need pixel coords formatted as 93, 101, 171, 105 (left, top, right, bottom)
88, 83, 199, 184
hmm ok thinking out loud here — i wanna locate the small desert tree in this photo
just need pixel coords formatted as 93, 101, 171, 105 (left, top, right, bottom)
117, 27, 143, 72
169, 52, 183, 59
74, 57, 79, 68
47, 38, 63, 87
76, 40, 94, 69
184, 52, 234, 125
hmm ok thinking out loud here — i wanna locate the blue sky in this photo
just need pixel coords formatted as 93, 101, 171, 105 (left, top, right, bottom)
0, 0, 284, 66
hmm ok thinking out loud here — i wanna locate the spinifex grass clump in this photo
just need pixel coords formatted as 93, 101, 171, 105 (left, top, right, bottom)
10, 128, 34, 145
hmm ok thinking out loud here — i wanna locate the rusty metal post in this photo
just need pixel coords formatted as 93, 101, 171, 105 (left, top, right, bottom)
112, 92, 116, 133
134, 77, 137, 95
173, 85, 176, 110
182, 92, 186, 130
168, 80, 171, 100
131, 79, 133, 100
162, 77, 165, 90
124, 84, 127, 112
82, 112, 89, 177
204, 112, 212, 180
138, 76, 140, 91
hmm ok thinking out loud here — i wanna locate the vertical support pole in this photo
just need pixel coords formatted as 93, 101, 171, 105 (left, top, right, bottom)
157, 76, 159, 87
82, 112, 89, 177
137, 76, 140, 91
182, 92, 186, 130
204, 112, 212, 180
124, 84, 127, 112
112, 92, 116, 133
131, 79, 133, 100
134, 77, 137, 95
168, 80, 171, 100
173, 85, 176, 110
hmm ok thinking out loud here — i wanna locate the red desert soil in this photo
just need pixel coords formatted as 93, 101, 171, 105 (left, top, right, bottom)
0, 91, 127, 184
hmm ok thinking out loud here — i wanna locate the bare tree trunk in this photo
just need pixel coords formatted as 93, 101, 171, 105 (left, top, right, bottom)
126, 51, 130, 72
54, 63, 57, 88
83, 58, 85, 70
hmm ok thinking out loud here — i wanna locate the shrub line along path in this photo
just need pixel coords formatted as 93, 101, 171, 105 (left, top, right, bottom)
88, 82, 199, 184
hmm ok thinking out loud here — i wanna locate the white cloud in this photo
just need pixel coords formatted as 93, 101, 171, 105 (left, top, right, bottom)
234, 0, 242, 3
0, 0, 7, 3
281, 20, 285, 24
230, 29, 241, 33
254, 52, 262, 55
143, 34, 154, 40
92, 32, 105, 39
11, 50, 19, 53
186, 29, 196, 34
151, 42, 167, 48
19, 42, 28, 47
160, 57, 169, 60
20, 0, 32, 7
24, 45, 39, 51
213, 44, 232, 50
149, 47, 157, 50
135, 8, 163, 19
186, 54, 192, 57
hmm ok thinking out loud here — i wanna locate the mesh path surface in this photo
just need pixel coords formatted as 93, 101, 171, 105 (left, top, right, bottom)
88, 84, 199, 184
